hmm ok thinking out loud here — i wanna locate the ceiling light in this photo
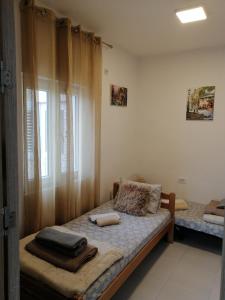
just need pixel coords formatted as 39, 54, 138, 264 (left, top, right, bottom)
176, 6, 207, 24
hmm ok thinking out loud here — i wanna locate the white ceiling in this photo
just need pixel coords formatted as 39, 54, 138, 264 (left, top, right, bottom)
40, 0, 225, 57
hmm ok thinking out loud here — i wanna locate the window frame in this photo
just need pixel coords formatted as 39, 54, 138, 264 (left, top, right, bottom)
25, 78, 80, 186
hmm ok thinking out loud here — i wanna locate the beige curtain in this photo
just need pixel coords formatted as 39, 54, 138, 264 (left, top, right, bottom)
20, 0, 102, 236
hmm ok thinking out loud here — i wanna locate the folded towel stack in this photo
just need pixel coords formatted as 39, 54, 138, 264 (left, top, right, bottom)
204, 200, 224, 217
203, 200, 224, 226
89, 212, 120, 226
25, 226, 98, 272
203, 214, 224, 226
35, 227, 88, 257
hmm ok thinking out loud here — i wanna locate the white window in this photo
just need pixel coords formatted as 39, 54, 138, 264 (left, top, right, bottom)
72, 95, 79, 172
26, 88, 79, 180
25, 89, 49, 179
60, 94, 79, 174
38, 90, 49, 178
26, 89, 35, 181
60, 94, 67, 174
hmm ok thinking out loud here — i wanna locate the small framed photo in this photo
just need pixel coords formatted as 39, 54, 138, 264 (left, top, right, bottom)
111, 85, 127, 106
186, 86, 216, 120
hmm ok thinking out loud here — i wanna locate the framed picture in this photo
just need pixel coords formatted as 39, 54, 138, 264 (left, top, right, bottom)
186, 86, 216, 120
111, 85, 127, 106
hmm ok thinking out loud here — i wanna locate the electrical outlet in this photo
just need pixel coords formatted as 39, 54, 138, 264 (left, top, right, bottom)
178, 177, 187, 184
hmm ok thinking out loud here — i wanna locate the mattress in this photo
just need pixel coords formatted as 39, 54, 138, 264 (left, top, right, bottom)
175, 201, 224, 239
60, 200, 171, 300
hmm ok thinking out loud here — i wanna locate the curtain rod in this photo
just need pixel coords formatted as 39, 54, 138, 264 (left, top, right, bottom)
25, 4, 113, 49
102, 41, 113, 49
73, 26, 113, 48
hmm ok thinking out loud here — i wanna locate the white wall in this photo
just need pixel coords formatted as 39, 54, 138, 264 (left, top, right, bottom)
138, 47, 225, 204
100, 46, 139, 202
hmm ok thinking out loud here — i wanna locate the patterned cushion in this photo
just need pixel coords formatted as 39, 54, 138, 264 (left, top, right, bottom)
148, 184, 162, 214
114, 181, 151, 216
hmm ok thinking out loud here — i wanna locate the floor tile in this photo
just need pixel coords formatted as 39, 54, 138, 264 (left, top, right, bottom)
209, 270, 222, 300
112, 240, 222, 300
156, 280, 210, 300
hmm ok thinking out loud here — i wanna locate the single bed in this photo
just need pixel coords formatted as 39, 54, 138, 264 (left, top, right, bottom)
20, 183, 175, 300
175, 201, 224, 239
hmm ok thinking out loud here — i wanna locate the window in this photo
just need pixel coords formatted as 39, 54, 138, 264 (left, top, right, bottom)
72, 95, 79, 172
60, 94, 67, 174
26, 89, 35, 180
38, 90, 49, 178
60, 94, 79, 174
25, 89, 49, 179
26, 87, 79, 180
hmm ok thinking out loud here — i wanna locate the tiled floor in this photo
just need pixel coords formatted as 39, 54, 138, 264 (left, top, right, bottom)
112, 231, 222, 300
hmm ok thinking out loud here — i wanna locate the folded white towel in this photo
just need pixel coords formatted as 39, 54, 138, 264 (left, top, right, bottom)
203, 214, 224, 226
89, 213, 120, 227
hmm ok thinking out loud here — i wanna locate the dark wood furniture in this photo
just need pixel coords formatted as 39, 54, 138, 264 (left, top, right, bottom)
21, 183, 175, 300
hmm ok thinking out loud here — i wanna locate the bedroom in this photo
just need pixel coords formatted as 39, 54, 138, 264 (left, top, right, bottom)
0, 0, 225, 299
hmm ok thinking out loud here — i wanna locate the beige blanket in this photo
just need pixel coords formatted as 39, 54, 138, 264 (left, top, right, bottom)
20, 226, 123, 299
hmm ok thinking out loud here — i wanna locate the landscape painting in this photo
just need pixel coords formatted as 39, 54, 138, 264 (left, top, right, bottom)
111, 85, 127, 106
186, 86, 215, 120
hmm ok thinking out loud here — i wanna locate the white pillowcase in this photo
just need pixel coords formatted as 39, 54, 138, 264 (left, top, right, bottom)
148, 184, 162, 214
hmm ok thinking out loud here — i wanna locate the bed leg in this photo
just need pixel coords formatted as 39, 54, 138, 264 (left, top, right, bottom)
167, 221, 174, 243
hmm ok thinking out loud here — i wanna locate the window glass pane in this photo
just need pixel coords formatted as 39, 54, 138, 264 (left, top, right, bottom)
26, 89, 79, 180
38, 90, 48, 177
60, 94, 67, 173
72, 95, 79, 172
60, 94, 79, 174
26, 89, 34, 180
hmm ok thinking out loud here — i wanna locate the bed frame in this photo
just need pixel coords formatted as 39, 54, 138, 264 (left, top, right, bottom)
21, 183, 175, 300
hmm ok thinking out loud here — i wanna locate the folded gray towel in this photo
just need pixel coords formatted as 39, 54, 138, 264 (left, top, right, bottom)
36, 227, 87, 257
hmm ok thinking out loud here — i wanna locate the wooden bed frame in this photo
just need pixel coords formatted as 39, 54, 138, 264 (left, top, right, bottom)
21, 183, 175, 300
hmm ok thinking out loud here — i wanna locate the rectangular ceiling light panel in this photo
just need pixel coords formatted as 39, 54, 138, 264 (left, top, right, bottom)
176, 6, 207, 24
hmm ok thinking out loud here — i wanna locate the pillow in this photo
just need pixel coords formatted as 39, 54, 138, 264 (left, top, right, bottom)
147, 184, 162, 214
161, 198, 188, 210
175, 199, 188, 211
128, 175, 146, 183
114, 181, 151, 216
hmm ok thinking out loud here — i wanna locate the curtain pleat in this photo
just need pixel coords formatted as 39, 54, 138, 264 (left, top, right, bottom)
21, 2, 42, 234
20, 1, 102, 235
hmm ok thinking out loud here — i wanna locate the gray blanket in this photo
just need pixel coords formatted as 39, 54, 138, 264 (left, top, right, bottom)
36, 227, 87, 257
